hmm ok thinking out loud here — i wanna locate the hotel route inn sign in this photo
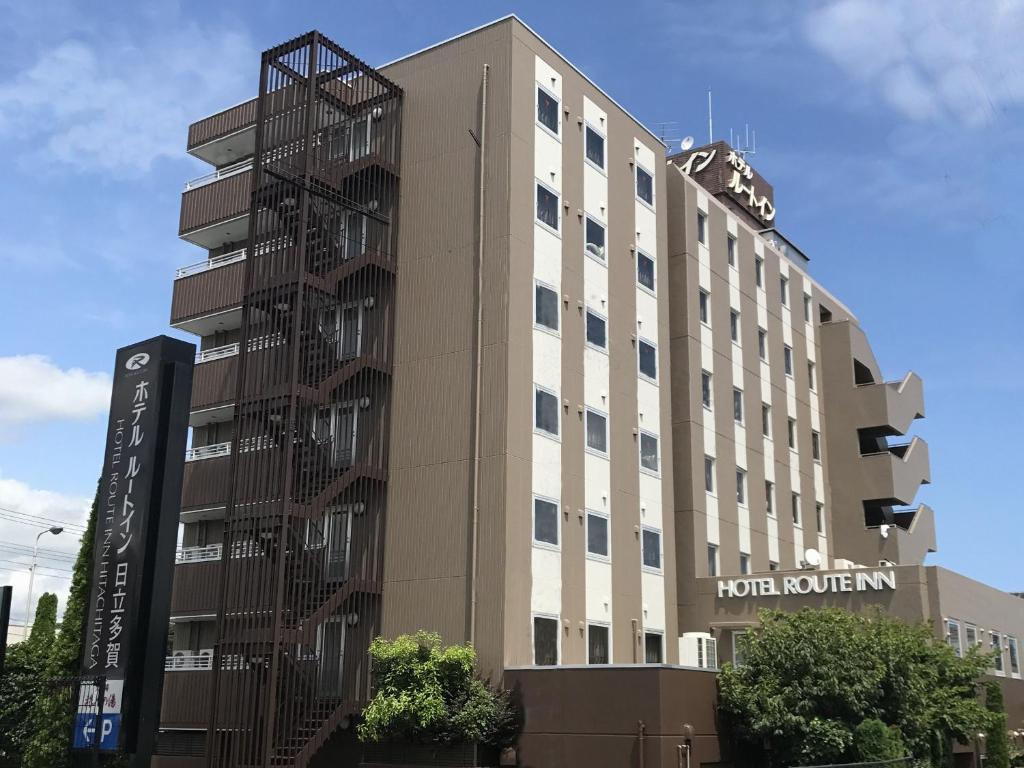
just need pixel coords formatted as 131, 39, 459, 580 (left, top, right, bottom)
673, 140, 777, 227
77, 336, 193, 760
718, 569, 897, 599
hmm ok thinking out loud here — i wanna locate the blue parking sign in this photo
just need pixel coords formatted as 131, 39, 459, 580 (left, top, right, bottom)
73, 713, 121, 750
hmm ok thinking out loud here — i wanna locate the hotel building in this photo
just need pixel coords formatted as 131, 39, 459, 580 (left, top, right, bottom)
156, 17, 1024, 768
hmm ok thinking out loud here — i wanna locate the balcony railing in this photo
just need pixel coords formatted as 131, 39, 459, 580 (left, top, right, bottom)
165, 652, 214, 671
196, 343, 240, 364
176, 247, 247, 279
183, 159, 254, 191
185, 442, 231, 462
176, 543, 223, 564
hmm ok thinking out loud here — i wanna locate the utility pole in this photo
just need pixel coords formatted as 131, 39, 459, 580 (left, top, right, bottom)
24, 526, 64, 638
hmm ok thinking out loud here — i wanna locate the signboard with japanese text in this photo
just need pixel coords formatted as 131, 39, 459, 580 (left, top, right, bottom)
77, 336, 193, 758
670, 140, 777, 228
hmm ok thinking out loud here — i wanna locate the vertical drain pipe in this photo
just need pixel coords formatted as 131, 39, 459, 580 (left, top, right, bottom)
638, 720, 647, 768
469, 63, 489, 647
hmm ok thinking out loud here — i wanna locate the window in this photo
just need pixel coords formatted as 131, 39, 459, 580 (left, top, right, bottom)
769, 561, 779, 571
730, 310, 740, 342
792, 493, 802, 527
755, 256, 764, 287
966, 623, 979, 648
808, 361, 816, 390
803, 294, 812, 323
533, 615, 558, 665
733, 388, 744, 424
761, 403, 771, 437
727, 235, 737, 266
585, 125, 605, 169
585, 409, 608, 454
536, 86, 559, 135
1009, 637, 1020, 676
637, 251, 656, 292
811, 431, 821, 461
699, 290, 710, 325
946, 619, 963, 657
586, 308, 607, 349
704, 455, 715, 493
535, 385, 559, 437
757, 328, 767, 360
783, 345, 794, 376
707, 544, 719, 577
765, 481, 775, 516
644, 632, 664, 664
536, 182, 559, 231
816, 502, 825, 532
780, 275, 789, 306
586, 511, 609, 558
585, 216, 606, 261
787, 418, 797, 449
642, 528, 662, 570
535, 281, 559, 332
533, 496, 559, 547
701, 370, 713, 409
640, 432, 659, 473
739, 552, 751, 575
636, 166, 654, 206
696, 211, 707, 244
733, 631, 749, 666
638, 339, 657, 381
736, 468, 747, 505
588, 624, 610, 664
992, 632, 1004, 672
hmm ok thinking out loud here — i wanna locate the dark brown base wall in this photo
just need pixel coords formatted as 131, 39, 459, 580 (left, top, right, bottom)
503, 666, 723, 768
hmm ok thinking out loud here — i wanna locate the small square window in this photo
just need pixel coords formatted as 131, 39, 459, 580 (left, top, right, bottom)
640, 432, 659, 473
815, 502, 825, 532
585, 125, 605, 169
697, 211, 707, 244
699, 290, 710, 325
727, 235, 736, 266
792, 493, 802, 527
812, 431, 821, 461
533, 497, 559, 547
537, 86, 559, 135
780, 275, 789, 306
636, 166, 654, 206
755, 257, 764, 287
642, 528, 662, 570
783, 345, 794, 376
535, 386, 559, 437
585, 216, 606, 261
637, 251, 656, 292
533, 615, 558, 665
586, 309, 607, 349
757, 328, 767, 360
765, 480, 774, 516
787, 418, 796, 449
707, 544, 719, 577
739, 552, 751, 575
701, 370, 713, 409
733, 388, 744, 424
736, 467, 746, 505
536, 183, 559, 231
585, 409, 608, 454
588, 623, 610, 664
704, 455, 715, 493
535, 282, 559, 332
730, 310, 740, 343
761, 403, 771, 437
644, 632, 663, 664
638, 339, 657, 381
586, 512, 609, 558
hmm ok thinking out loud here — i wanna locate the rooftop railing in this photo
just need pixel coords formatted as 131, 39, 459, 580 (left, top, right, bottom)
183, 159, 253, 192
175, 247, 247, 279
176, 543, 223, 564
196, 343, 240, 364
185, 442, 231, 462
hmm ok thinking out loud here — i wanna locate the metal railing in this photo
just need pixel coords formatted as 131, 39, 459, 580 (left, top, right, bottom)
176, 543, 223, 564
183, 159, 253, 191
175, 247, 247, 279
196, 343, 240, 364
185, 442, 231, 462
165, 653, 214, 671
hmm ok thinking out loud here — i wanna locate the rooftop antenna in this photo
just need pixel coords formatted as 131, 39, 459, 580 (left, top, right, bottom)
730, 123, 758, 159
707, 89, 713, 144
654, 120, 680, 150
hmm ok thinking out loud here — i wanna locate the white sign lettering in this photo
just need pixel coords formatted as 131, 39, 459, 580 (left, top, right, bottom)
717, 569, 896, 599
678, 147, 776, 224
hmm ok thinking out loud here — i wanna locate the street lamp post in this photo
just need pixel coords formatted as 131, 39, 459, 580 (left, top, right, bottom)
24, 526, 64, 639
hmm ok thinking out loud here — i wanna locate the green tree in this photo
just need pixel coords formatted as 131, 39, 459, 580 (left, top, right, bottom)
358, 631, 519, 749
984, 681, 1011, 768
718, 607, 992, 768
853, 718, 906, 761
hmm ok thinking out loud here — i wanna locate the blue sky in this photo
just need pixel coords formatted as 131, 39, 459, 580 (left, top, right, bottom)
1, 0, 1022, 618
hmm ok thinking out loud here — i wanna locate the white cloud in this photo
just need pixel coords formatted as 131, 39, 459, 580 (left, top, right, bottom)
804, 0, 1024, 127
0, 355, 111, 432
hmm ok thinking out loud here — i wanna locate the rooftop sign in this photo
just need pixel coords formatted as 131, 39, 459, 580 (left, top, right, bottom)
671, 140, 776, 228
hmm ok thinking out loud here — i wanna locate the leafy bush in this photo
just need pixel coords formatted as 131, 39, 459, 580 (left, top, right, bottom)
853, 718, 905, 761
357, 632, 519, 749
985, 682, 1011, 768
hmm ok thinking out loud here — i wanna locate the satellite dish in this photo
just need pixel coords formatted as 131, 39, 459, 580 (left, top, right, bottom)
803, 548, 822, 568
680, 136, 695, 151
880, 524, 891, 539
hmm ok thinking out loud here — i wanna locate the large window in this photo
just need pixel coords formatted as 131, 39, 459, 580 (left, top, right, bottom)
946, 619, 963, 657
733, 388, 744, 424
642, 527, 662, 570
966, 623, 979, 648
533, 615, 558, 665
704, 455, 715, 494
535, 281, 559, 332
992, 632, 1004, 672
536, 86, 559, 135
585, 216, 606, 261
636, 165, 654, 206
533, 496, 559, 547
640, 432, 659, 473
534, 385, 559, 437
638, 339, 657, 381
699, 290, 710, 325
637, 251, 656, 292
536, 182, 559, 231
586, 511, 609, 558
644, 632, 664, 664
586, 308, 607, 350
701, 370, 713, 409
585, 125, 605, 169
736, 467, 747, 505
585, 408, 608, 454
588, 624, 610, 664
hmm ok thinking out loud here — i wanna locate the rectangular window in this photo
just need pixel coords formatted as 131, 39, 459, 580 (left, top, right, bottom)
642, 528, 662, 570
783, 345, 794, 376
792, 493, 802, 527
812, 431, 821, 461
585, 408, 608, 454
704, 455, 715, 493
1009, 637, 1020, 676
707, 544, 719, 577
966, 623, 979, 648
586, 512, 609, 558
637, 251, 656, 292
816, 502, 825, 533
536, 86, 559, 135
533, 615, 558, 665
769, 561, 779, 571
701, 370, 713, 409
535, 281, 559, 332
758, 328, 767, 360
787, 418, 796, 449
946, 619, 962, 657
733, 388, 744, 424
640, 432, 660, 473
696, 211, 707, 244
803, 294, 812, 323
755, 256, 764, 287
780, 275, 789, 306
535, 385, 559, 437
585, 125, 605, 169
808, 361, 816, 390
644, 632, 663, 664
736, 468, 746, 505
730, 310, 740, 343
636, 166, 654, 206
727, 235, 736, 266
761, 403, 771, 437
992, 632, 1004, 672
733, 631, 749, 666
638, 339, 657, 381
585, 216, 606, 261
699, 289, 710, 325
739, 552, 751, 575
533, 496, 559, 547
536, 182, 559, 231
765, 480, 775, 516
588, 624, 610, 664
586, 308, 607, 349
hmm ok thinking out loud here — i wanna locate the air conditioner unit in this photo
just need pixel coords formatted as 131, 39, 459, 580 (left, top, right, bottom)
679, 632, 718, 670
585, 242, 605, 258
199, 648, 214, 657
833, 558, 857, 570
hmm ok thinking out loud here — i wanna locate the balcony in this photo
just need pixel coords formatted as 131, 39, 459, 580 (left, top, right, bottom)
165, 651, 214, 671
176, 543, 223, 564
867, 503, 937, 565
854, 371, 925, 436
859, 436, 931, 507
170, 557, 222, 616
160, 669, 212, 729
170, 250, 245, 335
181, 452, 231, 511
187, 98, 257, 164
186, 442, 231, 461
178, 165, 252, 249
190, 345, 238, 424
